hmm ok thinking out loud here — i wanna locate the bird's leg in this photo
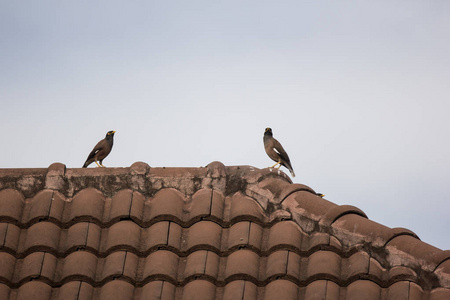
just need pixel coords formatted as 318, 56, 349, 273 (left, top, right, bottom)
94, 161, 101, 167
100, 163, 105, 167
270, 162, 280, 168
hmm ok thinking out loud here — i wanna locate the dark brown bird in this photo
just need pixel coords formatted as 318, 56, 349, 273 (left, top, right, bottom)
263, 127, 295, 177
82, 131, 115, 168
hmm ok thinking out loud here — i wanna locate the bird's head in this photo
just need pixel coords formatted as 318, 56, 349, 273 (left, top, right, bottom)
105, 131, 116, 138
264, 127, 273, 136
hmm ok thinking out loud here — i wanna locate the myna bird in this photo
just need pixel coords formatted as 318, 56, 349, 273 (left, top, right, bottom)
82, 131, 115, 168
263, 127, 295, 177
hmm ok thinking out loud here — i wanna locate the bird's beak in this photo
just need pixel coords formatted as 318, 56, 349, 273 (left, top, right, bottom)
112, 131, 116, 134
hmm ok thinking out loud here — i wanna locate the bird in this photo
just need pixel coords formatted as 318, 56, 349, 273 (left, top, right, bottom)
263, 127, 295, 177
82, 131, 116, 168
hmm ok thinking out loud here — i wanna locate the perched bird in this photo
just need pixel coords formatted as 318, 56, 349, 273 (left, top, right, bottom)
82, 131, 116, 168
263, 127, 295, 177
316, 193, 325, 198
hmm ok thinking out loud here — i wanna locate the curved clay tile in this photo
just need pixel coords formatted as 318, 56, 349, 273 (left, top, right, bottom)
189, 189, 225, 221
141, 281, 176, 300
184, 250, 220, 279
104, 221, 141, 253
142, 250, 179, 281
263, 280, 299, 300
145, 188, 186, 222
224, 249, 260, 280
101, 251, 138, 282
68, 188, 105, 223
223, 280, 257, 300
227, 221, 263, 251
25, 189, 66, 225
61, 251, 98, 281
99, 280, 135, 300
267, 221, 304, 251
58, 281, 94, 300
23, 222, 61, 253
229, 192, 265, 223
15, 281, 52, 300
0, 252, 15, 281
144, 221, 182, 252
0, 188, 25, 223
181, 280, 216, 300
186, 221, 222, 251
63, 222, 101, 254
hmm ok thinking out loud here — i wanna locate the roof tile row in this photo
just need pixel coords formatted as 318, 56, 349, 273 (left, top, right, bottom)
2, 280, 450, 300
3, 247, 425, 286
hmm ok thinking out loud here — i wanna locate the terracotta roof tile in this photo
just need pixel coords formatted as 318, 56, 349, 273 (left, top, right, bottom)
143, 250, 179, 281
387, 281, 423, 300
227, 221, 263, 251
430, 288, 450, 300
144, 221, 182, 251
18, 252, 57, 282
189, 189, 224, 221
265, 250, 291, 279
0, 189, 24, 224
63, 222, 101, 253
140, 281, 176, 300
0, 223, 20, 252
69, 188, 106, 223
229, 192, 265, 222
16, 281, 52, 300
0, 252, 15, 281
225, 249, 260, 280
62, 251, 98, 280
23, 222, 61, 252
267, 221, 303, 250
222, 280, 257, 300
303, 280, 340, 299
307, 250, 341, 279
347, 280, 382, 300
101, 251, 139, 281
0, 162, 449, 299
264, 280, 298, 300
182, 280, 216, 300
99, 280, 135, 300
0, 284, 10, 300
184, 250, 220, 279
146, 189, 185, 222
58, 281, 94, 300
24, 190, 65, 224
105, 221, 141, 252
186, 221, 222, 251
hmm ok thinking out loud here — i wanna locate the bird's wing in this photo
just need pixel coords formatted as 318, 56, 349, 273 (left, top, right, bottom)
86, 140, 105, 160
272, 139, 291, 164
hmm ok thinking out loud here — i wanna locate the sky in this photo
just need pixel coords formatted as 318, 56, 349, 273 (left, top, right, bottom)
1, 1, 449, 250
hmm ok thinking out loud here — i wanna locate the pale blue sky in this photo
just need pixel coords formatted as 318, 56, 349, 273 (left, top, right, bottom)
1, 1, 449, 250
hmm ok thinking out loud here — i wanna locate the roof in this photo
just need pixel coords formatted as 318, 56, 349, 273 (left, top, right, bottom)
0, 161, 449, 300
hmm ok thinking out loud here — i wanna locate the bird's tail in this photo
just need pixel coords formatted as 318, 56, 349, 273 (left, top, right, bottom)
82, 162, 87, 168
286, 164, 295, 177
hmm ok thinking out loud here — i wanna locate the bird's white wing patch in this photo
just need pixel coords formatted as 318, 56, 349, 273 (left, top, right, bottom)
273, 148, 280, 154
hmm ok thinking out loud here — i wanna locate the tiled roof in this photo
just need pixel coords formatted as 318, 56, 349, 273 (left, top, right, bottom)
0, 161, 449, 300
